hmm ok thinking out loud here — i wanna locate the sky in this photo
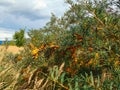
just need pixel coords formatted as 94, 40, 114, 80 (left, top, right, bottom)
0, 0, 69, 40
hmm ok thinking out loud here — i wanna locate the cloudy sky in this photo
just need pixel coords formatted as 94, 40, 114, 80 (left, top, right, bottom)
0, 0, 69, 40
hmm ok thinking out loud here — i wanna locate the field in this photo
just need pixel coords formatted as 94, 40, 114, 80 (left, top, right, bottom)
0, 46, 23, 54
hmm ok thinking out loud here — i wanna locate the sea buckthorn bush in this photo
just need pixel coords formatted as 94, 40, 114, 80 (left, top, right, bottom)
2, 0, 120, 89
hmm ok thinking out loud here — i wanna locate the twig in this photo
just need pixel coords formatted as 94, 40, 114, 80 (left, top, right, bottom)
92, 11, 105, 26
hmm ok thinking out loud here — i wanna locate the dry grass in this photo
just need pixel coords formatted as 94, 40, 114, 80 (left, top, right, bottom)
0, 45, 23, 90
0, 45, 23, 54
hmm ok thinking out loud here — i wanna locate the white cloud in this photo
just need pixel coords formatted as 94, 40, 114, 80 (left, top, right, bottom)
0, 28, 15, 40
0, 0, 68, 21
0, 0, 15, 6
0, 0, 69, 40
33, 0, 47, 10
2, 0, 49, 20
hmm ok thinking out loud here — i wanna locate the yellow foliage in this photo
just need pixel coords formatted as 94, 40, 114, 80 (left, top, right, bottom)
32, 48, 39, 59
34, 53, 38, 59
114, 61, 120, 67
17, 55, 22, 61
32, 48, 39, 55
97, 27, 103, 30
74, 57, 78, 62
80, 61, 84, 66
39, 44, 46, 50
29, 43, 35, 49
95, 53, 99, 59
86, 59, 93, 67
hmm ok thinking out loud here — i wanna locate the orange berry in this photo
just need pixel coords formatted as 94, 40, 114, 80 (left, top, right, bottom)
88, 47, 93, 52
17, 55, 22, 61
66, 67, 71, 73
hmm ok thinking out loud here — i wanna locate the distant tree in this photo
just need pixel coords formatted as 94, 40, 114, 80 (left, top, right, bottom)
9, 40, 15, 46
13, 29, 25, 47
